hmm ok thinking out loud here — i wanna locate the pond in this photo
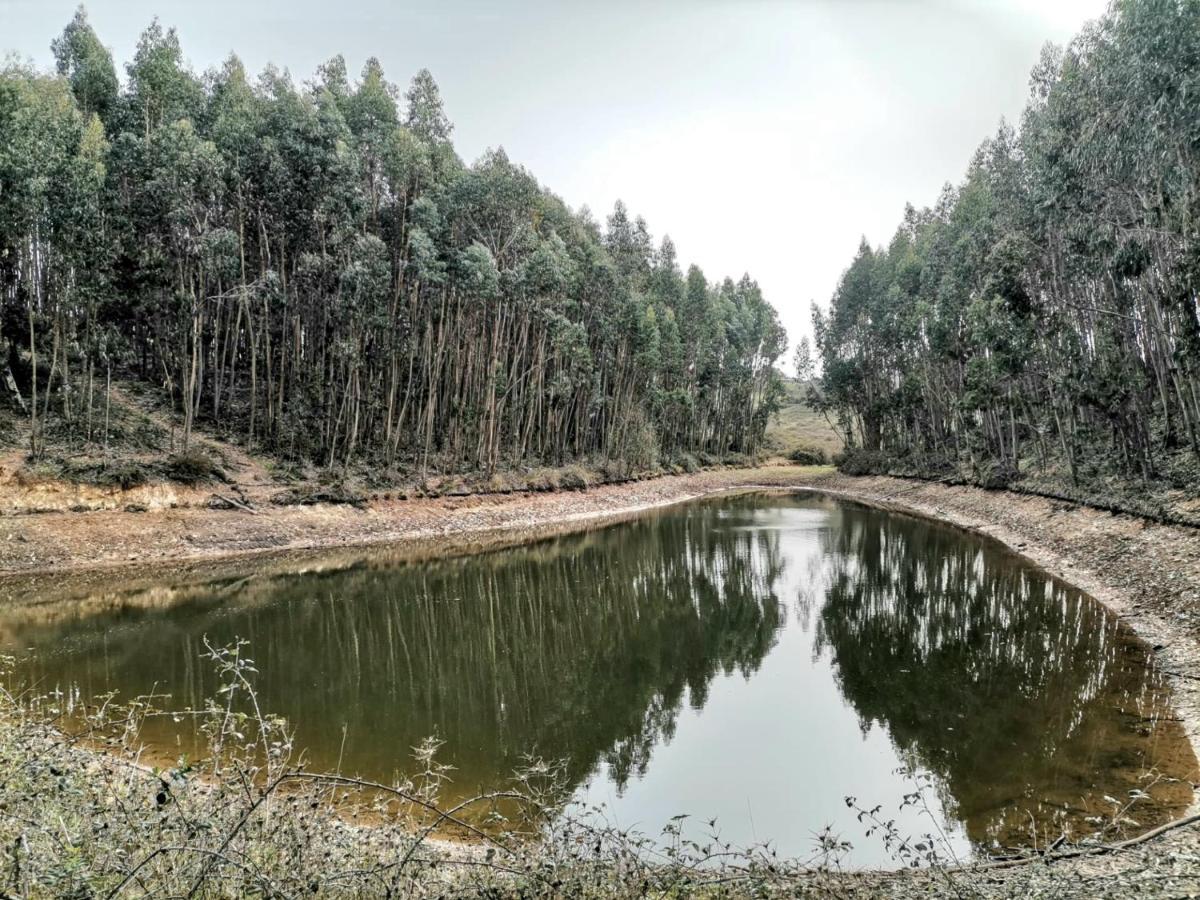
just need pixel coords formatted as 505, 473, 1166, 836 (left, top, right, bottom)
1, 493, 1193, 866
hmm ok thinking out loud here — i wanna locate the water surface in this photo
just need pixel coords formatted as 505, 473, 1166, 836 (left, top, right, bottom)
3, 494, 1193, 865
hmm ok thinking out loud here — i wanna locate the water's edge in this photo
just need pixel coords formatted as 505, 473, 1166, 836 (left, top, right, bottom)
6, 470, 1200, 861
800, 479, 1200, 820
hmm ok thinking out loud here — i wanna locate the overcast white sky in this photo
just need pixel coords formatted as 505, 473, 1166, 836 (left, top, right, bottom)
3, 0, 1109, 366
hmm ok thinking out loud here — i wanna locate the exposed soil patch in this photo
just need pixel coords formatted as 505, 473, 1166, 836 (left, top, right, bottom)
0, 465, 824, 580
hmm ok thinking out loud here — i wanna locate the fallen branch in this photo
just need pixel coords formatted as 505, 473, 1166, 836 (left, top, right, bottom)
209, 493, 257, 515
974, 811, 1200, 872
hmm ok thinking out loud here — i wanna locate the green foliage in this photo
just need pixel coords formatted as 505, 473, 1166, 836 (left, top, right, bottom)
817, 0, 1200, 500
766, 378, 843, 459
51, 6, 118, 123
674, 451, 700, 472
786, 446, 826, 466
558, 465, 590, 491
0, 14, 786, 478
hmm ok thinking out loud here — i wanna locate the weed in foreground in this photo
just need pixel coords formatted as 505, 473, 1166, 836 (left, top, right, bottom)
0, 642, 1184, 898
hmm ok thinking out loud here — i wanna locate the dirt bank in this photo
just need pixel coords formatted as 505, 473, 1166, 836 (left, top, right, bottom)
0, 465, 831, 580
4, 467, 1200, 895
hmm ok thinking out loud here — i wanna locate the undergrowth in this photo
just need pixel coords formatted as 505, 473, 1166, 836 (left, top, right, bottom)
0, 642, 867, 898
0, 641, 1173, 898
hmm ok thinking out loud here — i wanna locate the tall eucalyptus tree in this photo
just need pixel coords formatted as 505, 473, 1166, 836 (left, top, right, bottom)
0, 10, 786, 473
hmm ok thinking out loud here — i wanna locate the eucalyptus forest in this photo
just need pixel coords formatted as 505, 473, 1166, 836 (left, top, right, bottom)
6, 1, 1200, 897
0, 10, 785, 479
814, 0, 1200, 510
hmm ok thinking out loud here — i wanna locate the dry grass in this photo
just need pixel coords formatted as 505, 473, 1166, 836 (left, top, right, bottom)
764, 381, 843, 459
0, 641, 866, 898
1, 634, 1193, 898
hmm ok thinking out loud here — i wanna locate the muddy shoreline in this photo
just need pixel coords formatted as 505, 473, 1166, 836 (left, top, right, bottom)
4, 466, 1200, 894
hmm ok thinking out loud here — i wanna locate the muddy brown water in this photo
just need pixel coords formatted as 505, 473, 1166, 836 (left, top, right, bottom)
1, 493, 1194, 866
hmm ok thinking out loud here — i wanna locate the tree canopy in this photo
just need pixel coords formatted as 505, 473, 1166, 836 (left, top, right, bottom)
816, 0, 1200, 500
0, 8, 786, 475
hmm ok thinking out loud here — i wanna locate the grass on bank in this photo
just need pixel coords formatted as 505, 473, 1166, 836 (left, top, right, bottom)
763, 380, 843, 462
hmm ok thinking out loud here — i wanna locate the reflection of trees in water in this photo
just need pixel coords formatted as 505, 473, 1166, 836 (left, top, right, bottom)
7, 497, 786, 795
812, 505, 1194, 847
11, 495, 1188, 850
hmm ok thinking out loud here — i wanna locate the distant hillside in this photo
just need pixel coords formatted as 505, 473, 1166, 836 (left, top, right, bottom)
765, 380, 842, 460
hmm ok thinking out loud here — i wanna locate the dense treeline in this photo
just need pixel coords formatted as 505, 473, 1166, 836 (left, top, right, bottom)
813, 0, 1200, 494
0, 9, 785, 476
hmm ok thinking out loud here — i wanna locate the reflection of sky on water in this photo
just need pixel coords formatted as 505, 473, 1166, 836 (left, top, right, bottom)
578, 501, 973, 865
1, 495, 1192, 867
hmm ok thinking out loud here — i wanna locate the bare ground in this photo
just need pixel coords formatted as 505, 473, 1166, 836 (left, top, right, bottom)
0, 466, 828, 578
3, 466, 1200, 895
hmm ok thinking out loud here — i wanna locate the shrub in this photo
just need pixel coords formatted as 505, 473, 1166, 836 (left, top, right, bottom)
786, 446, 827, 466
528, 469, 560, 492
163, 450, 225, 484
887, 451, 956, 481
443, 477, 470, 496
976, 460, 1019, 491
559, 466, 590, 491
54, 458, 152, 490
598, 458, 633, 483
486, 472, 518, 494
100, 461, 152, 489
834, 448, 891, 476
616, 407, 659, 473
